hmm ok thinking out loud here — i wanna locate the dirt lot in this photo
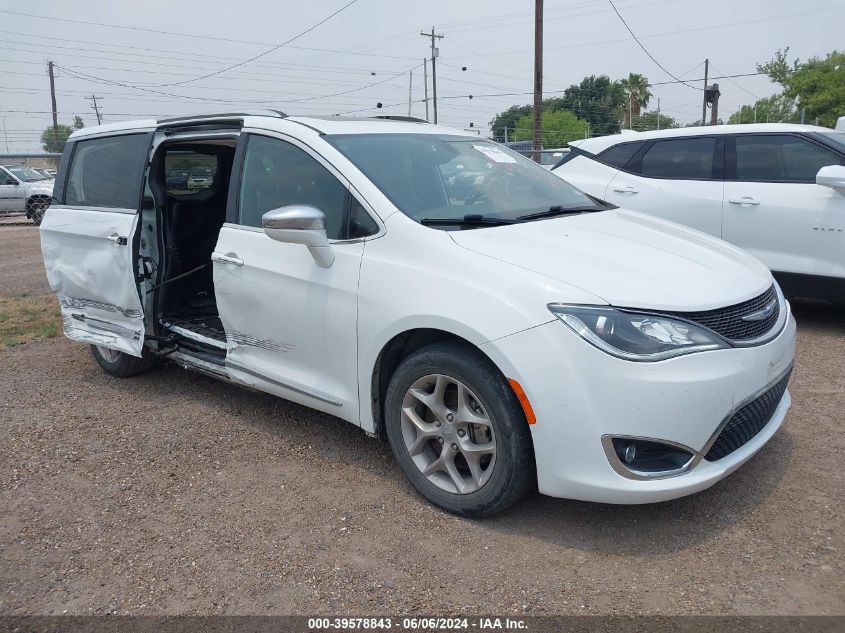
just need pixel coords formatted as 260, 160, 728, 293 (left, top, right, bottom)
0, 225, 842, 616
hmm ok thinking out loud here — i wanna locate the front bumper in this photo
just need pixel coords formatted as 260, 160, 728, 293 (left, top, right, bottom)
481, 308, 797, 504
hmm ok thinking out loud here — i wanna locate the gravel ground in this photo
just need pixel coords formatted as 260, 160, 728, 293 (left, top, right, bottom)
0, 226, 843, 616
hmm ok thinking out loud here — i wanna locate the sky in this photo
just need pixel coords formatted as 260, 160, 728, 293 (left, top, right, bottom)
1, 0, 843, 152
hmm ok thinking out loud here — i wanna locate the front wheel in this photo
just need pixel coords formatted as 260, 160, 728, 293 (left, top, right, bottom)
384, 342, 536, 517
26, 198, 50, 225
90, 344, 157, 378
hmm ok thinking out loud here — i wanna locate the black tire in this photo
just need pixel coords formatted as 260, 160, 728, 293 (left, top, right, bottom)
90, 344, 157, 378
26, 197, 50, 226
384, 342, 536, 518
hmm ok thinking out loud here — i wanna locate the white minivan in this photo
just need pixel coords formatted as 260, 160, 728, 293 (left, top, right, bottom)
553, 124, 845, 305
40, 112, 796, 517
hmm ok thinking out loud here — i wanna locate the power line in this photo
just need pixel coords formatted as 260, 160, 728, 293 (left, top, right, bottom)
0, 8, 418, 60
159, 0, 361, 87
606, 0, 701, 90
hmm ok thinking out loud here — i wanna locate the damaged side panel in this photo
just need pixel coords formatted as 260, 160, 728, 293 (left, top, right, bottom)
41, 207, 146, 356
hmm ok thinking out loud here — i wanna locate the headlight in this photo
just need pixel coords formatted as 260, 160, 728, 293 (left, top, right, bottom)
548, 304, 729, 361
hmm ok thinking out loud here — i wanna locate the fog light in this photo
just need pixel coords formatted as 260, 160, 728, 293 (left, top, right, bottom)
608, 437, 695, 477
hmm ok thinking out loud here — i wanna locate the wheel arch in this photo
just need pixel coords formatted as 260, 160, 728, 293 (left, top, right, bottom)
368, 327, 515, 441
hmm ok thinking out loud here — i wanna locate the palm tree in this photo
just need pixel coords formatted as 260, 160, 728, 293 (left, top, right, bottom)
619, 73, 652, 128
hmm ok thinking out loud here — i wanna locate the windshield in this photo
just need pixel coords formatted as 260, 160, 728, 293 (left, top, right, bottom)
325, 134, 600, 224
5, 165, 46, 182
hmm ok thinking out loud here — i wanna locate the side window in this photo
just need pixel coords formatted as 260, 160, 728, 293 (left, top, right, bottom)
66, 134, 149, 209
348, 197, 379, 239
735, 134, 844, 183
0, 169, 17, 186
597, 141, 645, 169
639, 137, 717, 180
238, 135, 347, 239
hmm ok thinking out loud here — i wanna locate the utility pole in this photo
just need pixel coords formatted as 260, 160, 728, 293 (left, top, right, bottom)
708, 83, 720, 125
800, 108, 805, 124
533, 0, 543, 162
420, 28, 444, 124
47, 61, 58, 128
656, 98, 661, 130
701, 58, 708, 126
88, 94, 103, 125
423, 59, 429, 121
407, 71, 413, 117
2, 117, 8, 153
504, 127, 508, 143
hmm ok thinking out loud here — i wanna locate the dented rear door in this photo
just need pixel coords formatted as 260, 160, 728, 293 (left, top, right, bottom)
40, 130, 153, 357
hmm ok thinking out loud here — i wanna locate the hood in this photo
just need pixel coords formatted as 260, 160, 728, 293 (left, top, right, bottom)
449, 209, 773, 312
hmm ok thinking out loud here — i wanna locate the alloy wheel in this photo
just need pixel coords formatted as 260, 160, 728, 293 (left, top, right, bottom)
400, 373, 496, 494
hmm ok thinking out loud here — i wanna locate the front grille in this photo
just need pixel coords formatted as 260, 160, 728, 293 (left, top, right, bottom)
663, 284, 780, 342
704, 368, 792, 461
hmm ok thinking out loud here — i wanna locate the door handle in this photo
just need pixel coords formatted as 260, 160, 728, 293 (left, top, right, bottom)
211, 252, 244, 266
728, 196, 760, 206
106, 234, 128, 245
612, 185, 639, 194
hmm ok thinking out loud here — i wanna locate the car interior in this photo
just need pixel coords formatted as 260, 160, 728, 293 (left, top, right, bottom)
143, 138, 237, 360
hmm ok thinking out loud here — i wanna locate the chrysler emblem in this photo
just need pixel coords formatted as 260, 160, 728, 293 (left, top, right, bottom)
741, 298, 777, 322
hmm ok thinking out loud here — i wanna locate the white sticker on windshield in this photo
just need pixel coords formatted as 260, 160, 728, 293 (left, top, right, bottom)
473, 145, 517, 163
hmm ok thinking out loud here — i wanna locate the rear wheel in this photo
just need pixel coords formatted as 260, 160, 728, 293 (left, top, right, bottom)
384, 342, 535, 517
90, 344, 157, 378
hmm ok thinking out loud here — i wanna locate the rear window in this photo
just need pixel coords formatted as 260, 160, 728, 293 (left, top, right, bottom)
597, 141, 645, 169
66, 134, 149, 209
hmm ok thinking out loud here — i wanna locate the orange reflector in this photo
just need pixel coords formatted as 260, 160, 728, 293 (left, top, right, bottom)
508, 378, 537, 425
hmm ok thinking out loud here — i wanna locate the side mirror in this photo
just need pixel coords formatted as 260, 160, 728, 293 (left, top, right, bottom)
816, 165, 845, 195
262, 205, 335, 268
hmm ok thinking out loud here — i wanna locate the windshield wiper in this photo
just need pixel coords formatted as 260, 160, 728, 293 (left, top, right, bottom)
516, 205, 602, 221
420, 214, 516, 227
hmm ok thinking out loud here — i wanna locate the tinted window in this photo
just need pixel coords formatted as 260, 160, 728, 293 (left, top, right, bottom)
66, 134, 148, 209
640, 137, 716, 180
239, 135, 347, 239
348, 197, 379, 238
597, 141, 644, 169
735, 134, 844, 183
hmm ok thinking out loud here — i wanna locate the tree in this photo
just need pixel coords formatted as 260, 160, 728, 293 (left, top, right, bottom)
40, 117, 84, 153
512, 109, 590, 147
489, 104, 532, 142
547, 75, 627, 135
41, 125, 73, 153
728, 94, 799, 124
619, 73, 652, 127
757, 48, 845, 127
632, 110, 678, 131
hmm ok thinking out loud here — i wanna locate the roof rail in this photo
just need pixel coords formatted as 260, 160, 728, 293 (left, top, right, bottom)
371, 115, 429, 123
157, 110, 287, 126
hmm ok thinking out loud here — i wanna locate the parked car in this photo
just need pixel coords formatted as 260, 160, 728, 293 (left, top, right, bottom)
34, 168, 55, 180
40, 113, 795, 517
553, 124, 845, 304
539, 148, 569, 170
187, 169, 214, 190
0, 164, 54, 224
165, 169, 190, 189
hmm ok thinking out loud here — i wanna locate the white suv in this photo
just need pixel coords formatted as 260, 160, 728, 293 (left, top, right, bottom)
40, 112, 796, 517
553, 124, 845, 304
0, 164, 54, 224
